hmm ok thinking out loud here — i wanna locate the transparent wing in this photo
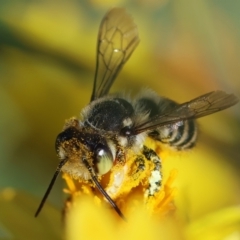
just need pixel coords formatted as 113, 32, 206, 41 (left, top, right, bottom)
133, 91, 239, 134
90, 8, 140, 101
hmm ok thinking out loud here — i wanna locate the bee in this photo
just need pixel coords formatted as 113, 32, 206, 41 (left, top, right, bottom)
35, 8, 238, 220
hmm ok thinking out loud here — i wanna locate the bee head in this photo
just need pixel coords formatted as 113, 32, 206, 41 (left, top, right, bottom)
55, 126, 114, 178
35, 126, 117, 218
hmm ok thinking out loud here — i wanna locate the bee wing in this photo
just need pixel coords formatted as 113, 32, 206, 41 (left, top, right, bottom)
133, 91, 239, 134
90, 8, 140, 101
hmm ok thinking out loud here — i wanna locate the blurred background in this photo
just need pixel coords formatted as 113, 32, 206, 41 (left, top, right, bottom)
0, 0, 239, 239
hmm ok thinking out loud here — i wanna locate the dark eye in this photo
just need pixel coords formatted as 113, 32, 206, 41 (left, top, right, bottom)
120, 126, 133, 136
95, 146, 113, 175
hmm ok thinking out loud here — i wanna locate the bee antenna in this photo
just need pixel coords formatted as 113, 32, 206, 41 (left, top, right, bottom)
35, 158, 68, 217
82, 158, 127, 221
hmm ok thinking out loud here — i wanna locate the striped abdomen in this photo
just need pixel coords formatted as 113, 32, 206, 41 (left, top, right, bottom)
135, 92, 198, 150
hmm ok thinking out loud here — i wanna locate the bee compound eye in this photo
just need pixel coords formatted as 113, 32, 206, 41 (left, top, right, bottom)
95, 147, 113, 175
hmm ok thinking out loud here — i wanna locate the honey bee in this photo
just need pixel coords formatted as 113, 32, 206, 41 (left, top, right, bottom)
35, 8, 238, 220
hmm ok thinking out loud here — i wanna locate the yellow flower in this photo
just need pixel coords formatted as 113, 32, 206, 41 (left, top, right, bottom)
62, 139, 182, 239
65, 196, 184, 240
61, 138, 240, 240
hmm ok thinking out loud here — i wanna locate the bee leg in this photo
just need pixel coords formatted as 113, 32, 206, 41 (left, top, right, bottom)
142, 146, 162, 198
131, 155, 146, 180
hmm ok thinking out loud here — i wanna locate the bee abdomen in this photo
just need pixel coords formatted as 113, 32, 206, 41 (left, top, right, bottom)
135, 91, 198, 150
156, 119, 198, 150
